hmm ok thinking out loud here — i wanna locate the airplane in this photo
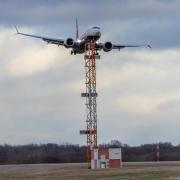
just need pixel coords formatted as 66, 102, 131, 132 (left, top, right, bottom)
15, 19, 151, 55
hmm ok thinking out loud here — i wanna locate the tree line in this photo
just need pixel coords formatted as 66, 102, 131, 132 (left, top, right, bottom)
0, 141, 179, 164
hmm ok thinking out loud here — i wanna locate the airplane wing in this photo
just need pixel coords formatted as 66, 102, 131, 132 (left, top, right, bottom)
113, 44, 152, 50
97, 42, 151, 52
15, 26, 64, 45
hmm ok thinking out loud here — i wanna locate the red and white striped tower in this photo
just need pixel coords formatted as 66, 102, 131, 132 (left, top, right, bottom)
80, 41, 99, 164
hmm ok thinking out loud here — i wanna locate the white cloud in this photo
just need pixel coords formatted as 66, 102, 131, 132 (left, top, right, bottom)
7, 45, 67, 76
0, 27, 71, 77
97, 49, 180, 115
0, 26, 180, 145
116, 95, 167, 114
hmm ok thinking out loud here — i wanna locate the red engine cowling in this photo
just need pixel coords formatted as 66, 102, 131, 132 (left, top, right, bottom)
103, 42, 113, 52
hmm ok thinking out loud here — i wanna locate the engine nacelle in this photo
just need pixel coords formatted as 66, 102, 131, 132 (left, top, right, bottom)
103, 42, 113, 52
64, 38, 74, 48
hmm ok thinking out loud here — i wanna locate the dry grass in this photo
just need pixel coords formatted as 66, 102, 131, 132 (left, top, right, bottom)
0, 162, 180, 179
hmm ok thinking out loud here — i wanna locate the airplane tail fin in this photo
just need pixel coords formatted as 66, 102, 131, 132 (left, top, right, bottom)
76, 18, 79, 40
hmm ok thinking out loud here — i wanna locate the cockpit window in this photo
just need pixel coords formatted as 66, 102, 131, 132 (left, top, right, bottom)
92, 26, 100, 29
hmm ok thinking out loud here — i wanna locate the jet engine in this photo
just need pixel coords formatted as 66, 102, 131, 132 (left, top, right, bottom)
103, 42, 113, 52
64, 38, 74, 48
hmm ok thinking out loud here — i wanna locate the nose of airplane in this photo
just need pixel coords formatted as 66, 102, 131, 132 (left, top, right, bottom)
92, 30, 101, 37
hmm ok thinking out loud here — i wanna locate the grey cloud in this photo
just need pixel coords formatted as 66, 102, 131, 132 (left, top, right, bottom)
0, 0, 180, 48
1, 0, 180, 24
0, 69, 84, 144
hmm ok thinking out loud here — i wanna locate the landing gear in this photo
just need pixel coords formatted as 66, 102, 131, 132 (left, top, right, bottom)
71, 50, 77, 55
95, 50, 99, 56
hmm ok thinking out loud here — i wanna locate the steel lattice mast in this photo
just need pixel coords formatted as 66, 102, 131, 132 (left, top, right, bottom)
80, 41, 99, 162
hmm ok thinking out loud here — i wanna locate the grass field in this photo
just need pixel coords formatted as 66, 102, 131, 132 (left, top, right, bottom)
0, 162, 180, 180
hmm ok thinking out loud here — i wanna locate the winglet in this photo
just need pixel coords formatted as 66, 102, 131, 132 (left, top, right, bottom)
147, 45, 152, 49
14, 26, 19, 34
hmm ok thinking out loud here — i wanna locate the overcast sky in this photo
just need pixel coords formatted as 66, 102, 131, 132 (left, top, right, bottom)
0, 0, 180, 145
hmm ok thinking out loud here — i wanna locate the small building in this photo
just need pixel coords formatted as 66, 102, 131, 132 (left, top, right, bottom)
91, 147, 122, 169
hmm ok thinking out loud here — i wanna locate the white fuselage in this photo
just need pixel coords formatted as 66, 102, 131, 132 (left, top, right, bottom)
72, 26, 101, 54
80, 26, 101, 42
